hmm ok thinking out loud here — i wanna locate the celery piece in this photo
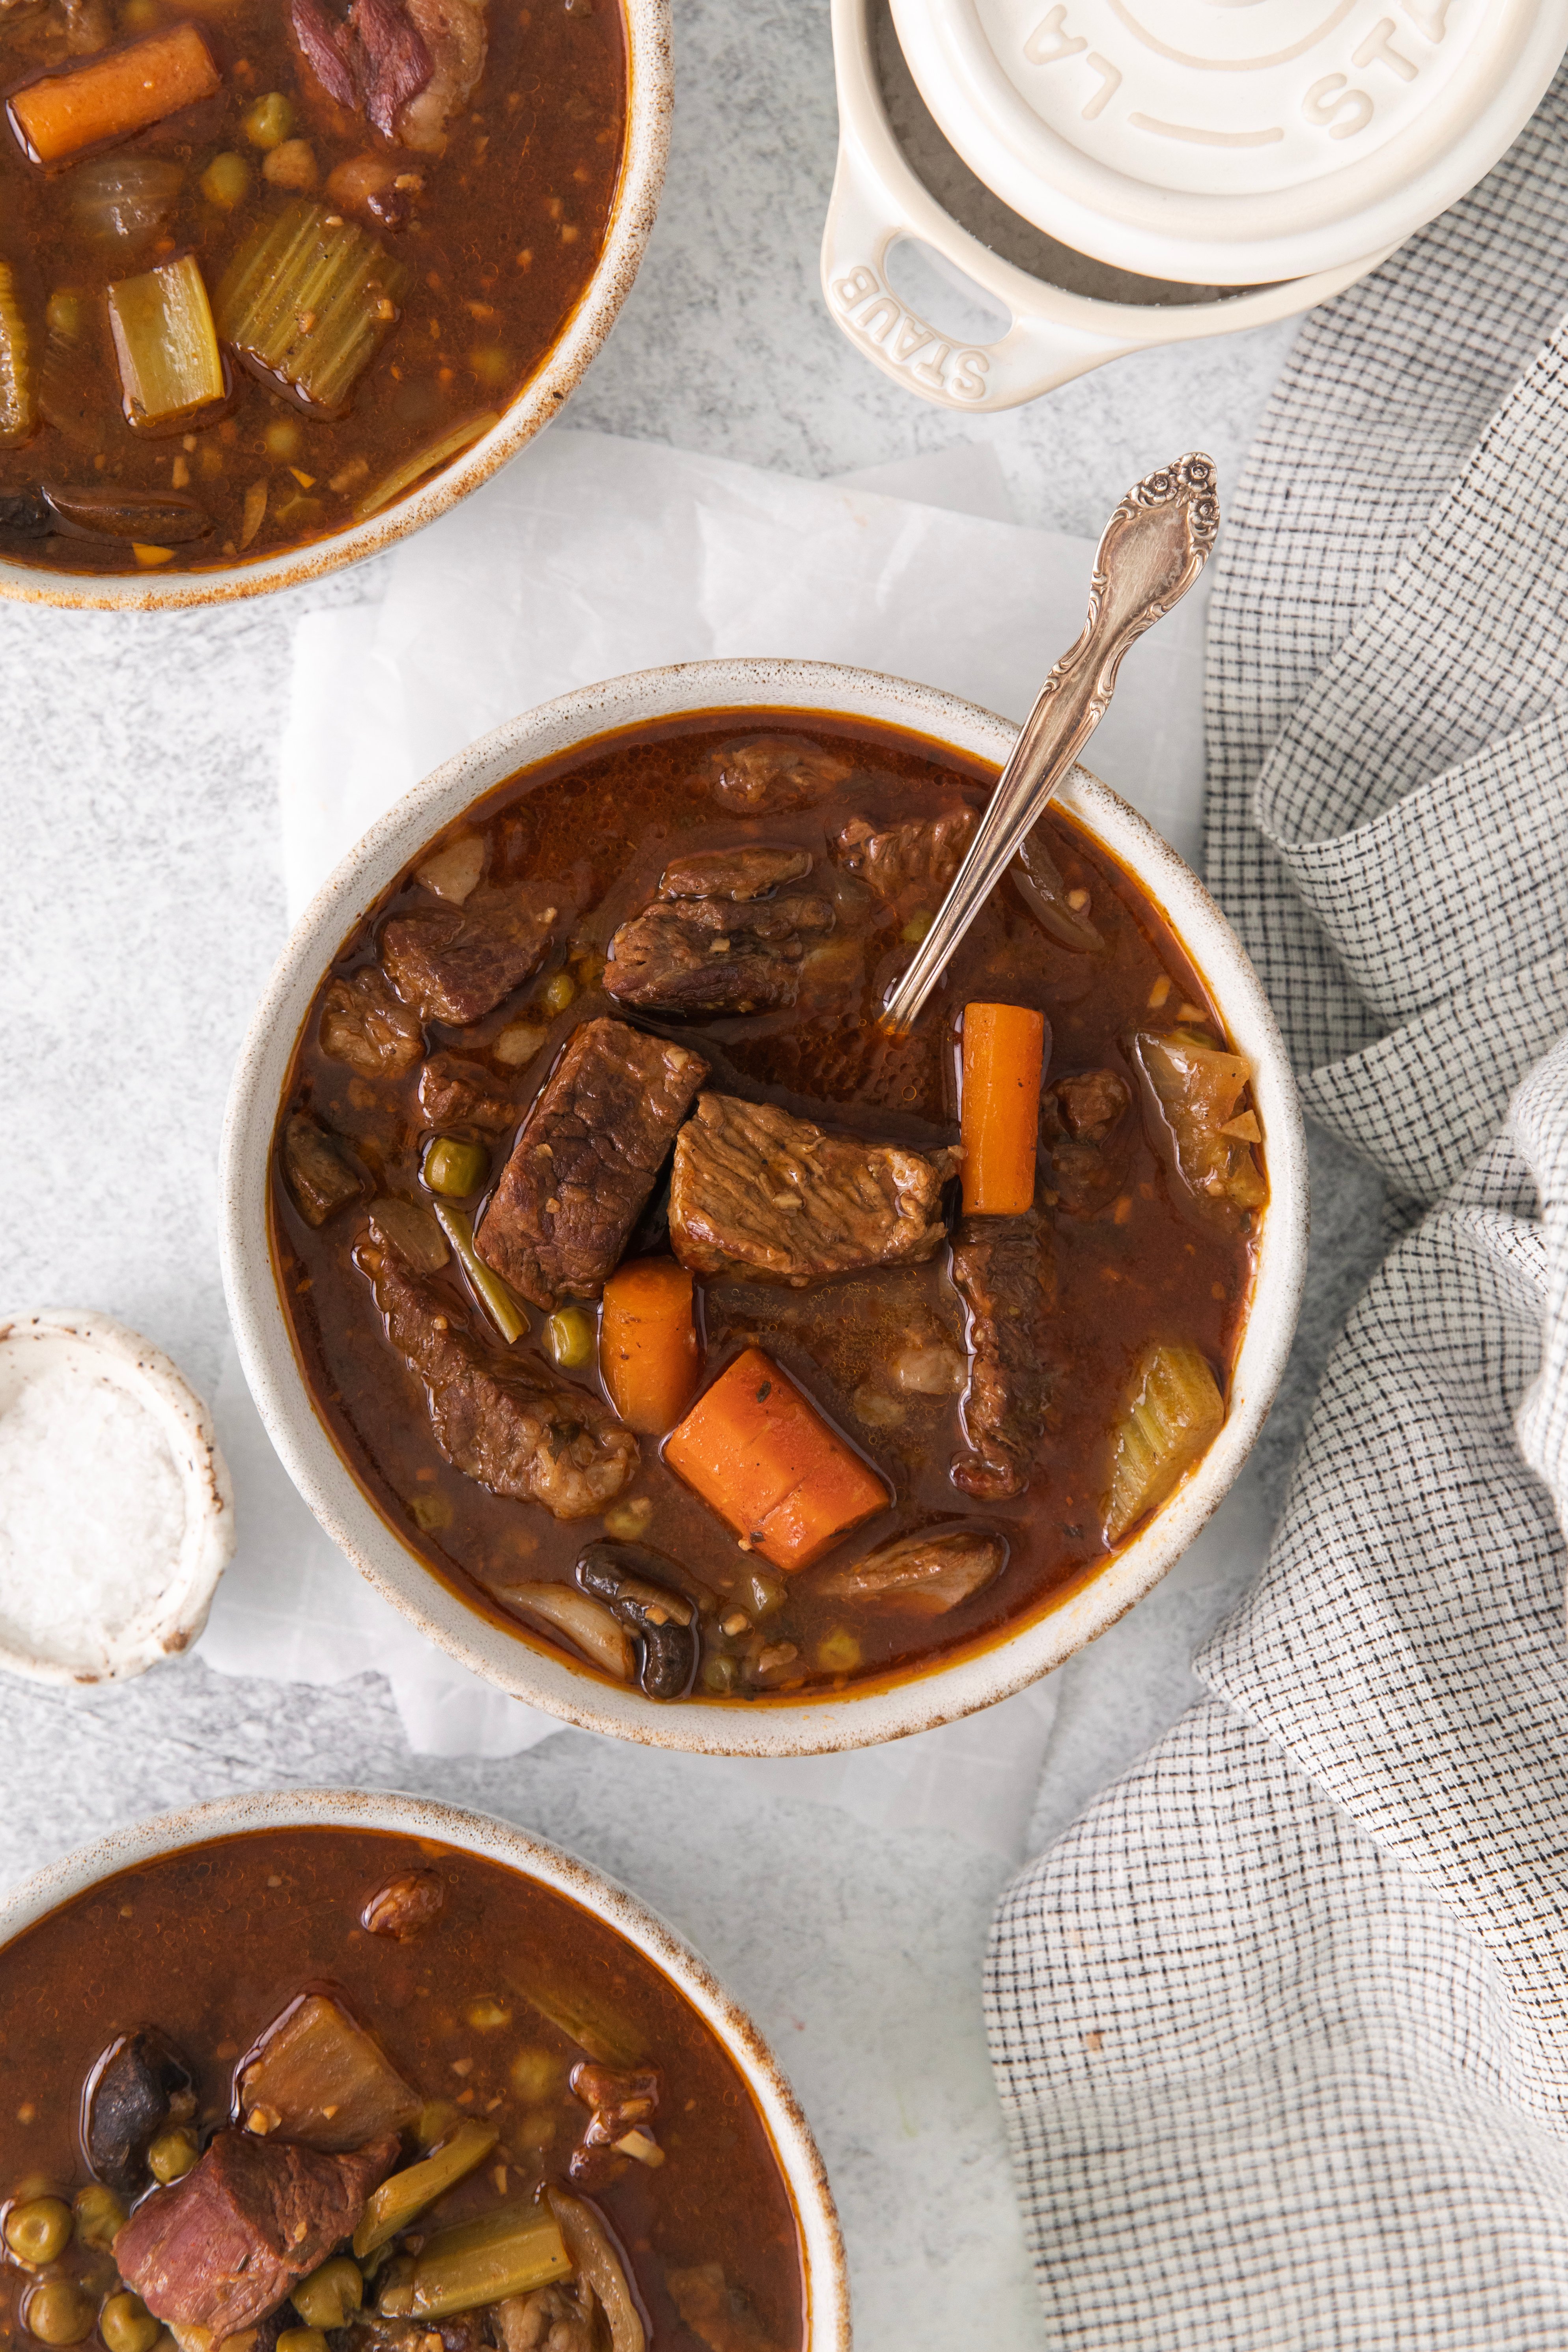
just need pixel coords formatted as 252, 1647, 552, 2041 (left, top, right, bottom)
0, 262, 36, 446
352, 411, 499, 521
432, 1200, 527, 1344
238, 1992, 419, 2152
1104, 1343, 1224, 1545
404, 2203, 571, 2319
352, 2120, 499, 2260
215, 200, 408, 414
108, 254, 224, 431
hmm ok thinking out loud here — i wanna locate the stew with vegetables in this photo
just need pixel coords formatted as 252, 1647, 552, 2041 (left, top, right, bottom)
0, 0, 625, 574
0, 1826, 805, 2352
269, 709, 1266, 1704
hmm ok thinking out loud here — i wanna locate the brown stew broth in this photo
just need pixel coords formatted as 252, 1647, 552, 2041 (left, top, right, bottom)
0, 0, 625, 572
272, 711, 1257, 1696
0, 1826, 804, 2352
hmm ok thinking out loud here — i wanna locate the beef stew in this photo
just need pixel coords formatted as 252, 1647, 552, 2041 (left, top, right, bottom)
0, 0, 626, 574
269, 709, 1266, 1704
0, 1825, 805, 2352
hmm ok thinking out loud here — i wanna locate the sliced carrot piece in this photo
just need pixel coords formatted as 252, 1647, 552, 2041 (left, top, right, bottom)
11, 24, 220, 167
664, 1346, 888, 1573
960, 1001, 1046, 1215
600, 1258, 699, 1435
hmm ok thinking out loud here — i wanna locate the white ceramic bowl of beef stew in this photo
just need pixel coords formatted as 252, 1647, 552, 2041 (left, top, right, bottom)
220, 657, 1308, 1755
0, 1787, 850, 2350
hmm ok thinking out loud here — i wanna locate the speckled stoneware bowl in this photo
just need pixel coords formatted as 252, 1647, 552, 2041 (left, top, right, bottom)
0, 1309, 235, 1683
220, 657, 1309, 1756
0, 0, 670, 614
0, 1788, 851, 2349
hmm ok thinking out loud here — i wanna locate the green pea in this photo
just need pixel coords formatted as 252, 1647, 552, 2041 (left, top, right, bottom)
900, 910, 932, 944
290, 2259, 364, 2333
276, 2329, 330, 2352
200, 151, 251, 208
540, 970, 575, 1014
545, 1306, 594, 1370
700, 1652, 738, 1694
241, 92, 294, 150
146, 2127, 198, 2185
422, 1135, 489, 1197
99, 2294, 159, 2352
72, 2185, 125, 2251
5, 2198, 71, 2266
24, 2282, 95, 2346
815, 1625, 862, 1674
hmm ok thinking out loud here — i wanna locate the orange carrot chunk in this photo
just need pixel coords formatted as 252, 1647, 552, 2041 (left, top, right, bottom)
600, 1258, 699, 1435
960, 1001, 1046, 1215
11, 24, 221, 167
664, 1346, 888, 1573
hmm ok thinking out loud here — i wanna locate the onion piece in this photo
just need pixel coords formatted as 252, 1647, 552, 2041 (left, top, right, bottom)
497, 1583, 633, 1682
68, 156, 183, 245
544, 2187, 645, 2352
352, 410, 498, 521
1013, 823, 1103, 952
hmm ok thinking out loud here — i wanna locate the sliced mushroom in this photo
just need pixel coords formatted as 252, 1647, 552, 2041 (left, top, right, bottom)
360, 1867, 446, 1941
44, 482, 211, 543
82, 2029, 196, 2193
575, 1542, 699, 1702
543, 2186, 645, 2352
1014, 824, 1103, 952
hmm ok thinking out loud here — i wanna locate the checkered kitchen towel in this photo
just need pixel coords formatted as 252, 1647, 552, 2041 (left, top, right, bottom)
986, 60, 1568, 2350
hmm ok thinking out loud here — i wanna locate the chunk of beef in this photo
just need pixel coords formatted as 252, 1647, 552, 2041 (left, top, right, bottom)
669, 1093, 958, 1286
604, 885, 833, 1015
666, 2266, 777, 2352
394, 0, 486, 151
1042, 1067, 1133, 1216
417, 1053, 517, 1133
950, 1211, 1056, 1500
706, 736, 850, 814
282, 1113, 362, 1228
381, 879, 566, 1026
115, 2128, 397, 2339
568, 2061, 660, 2190
358, 1241, 638, 1516
476, 1019, 708, 1309
494, 2285, 596, 2352
816, 1526, 1004, 1614
84, 2032, 195, 2195
659, 844, 812, 901
320, 964, 425, 1078
832, 807, 974, 903
289, 0, 430, 132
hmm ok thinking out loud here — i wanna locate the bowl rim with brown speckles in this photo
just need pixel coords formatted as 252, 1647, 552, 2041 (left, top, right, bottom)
0, 0, 672, 613
0, 1786, 851, 2347
219, 657, 1310, 1756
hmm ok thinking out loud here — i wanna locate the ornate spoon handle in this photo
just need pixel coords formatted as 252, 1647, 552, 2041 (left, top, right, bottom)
879, 453, 1220, 1037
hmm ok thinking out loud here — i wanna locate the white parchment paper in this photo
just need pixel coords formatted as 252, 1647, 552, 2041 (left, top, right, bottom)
204, 427, 1220, 1853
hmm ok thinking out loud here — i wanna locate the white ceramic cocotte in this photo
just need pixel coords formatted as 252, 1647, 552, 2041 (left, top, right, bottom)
823, 0, 1568, 409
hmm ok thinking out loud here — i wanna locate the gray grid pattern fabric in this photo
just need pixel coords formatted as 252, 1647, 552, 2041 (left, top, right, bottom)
986, 63, 1568, 2350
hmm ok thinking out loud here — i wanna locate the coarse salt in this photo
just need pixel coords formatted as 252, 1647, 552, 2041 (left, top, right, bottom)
0, 1362, 187, 1671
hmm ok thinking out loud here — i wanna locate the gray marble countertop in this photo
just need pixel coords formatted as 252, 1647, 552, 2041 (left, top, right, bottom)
1, 2, 1387, 2342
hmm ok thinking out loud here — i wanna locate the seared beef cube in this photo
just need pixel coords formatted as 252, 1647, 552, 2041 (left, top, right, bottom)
282, 1114, 362, 1228
381, 879, 566, 1025
418, 1053, 518, 1134
476, 1019, 708, 1309
115, 2128, 397, 2339
604, 894, 833, 1016
950, 1211, 1057, 1500
319, 964, 424, 1077
659, 844, 812, 900
833, 807, 974, 903
706, 736, 849, 814
84, 2031, 195, 2194
1042, 1068, 1133, 1216
669, 1093, 959, 1285
359, 1241, 638, 1516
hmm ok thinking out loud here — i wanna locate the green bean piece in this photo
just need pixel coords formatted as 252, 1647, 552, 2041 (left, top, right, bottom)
99, 2293, 159, 2352
290, 2259, 363, 2332
25, 2283, 95, 2346
403, 2205, 570, 2320
146, 2126, 198, 2185
73, 2185, 125, 2251
431, 1203, 526, 1345
241, 91, 294, 149
423, 1136, 490, 1198
353, 2120, 499, 2260
545, 1306, 594, 1370
5, 2197, 71, 2266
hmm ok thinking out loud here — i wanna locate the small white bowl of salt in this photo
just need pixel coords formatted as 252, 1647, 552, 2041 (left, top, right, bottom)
0, 1312, 234, 1683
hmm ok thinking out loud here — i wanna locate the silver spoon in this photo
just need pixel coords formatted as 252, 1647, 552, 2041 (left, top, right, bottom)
879, 452, 1220, 1037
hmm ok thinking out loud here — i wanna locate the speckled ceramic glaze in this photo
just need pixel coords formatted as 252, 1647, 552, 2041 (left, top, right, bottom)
220, 659, 1309, 1756
0, 1309, 234, 1683
0, 0, 671, 613
0, 1788, 851, 2349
